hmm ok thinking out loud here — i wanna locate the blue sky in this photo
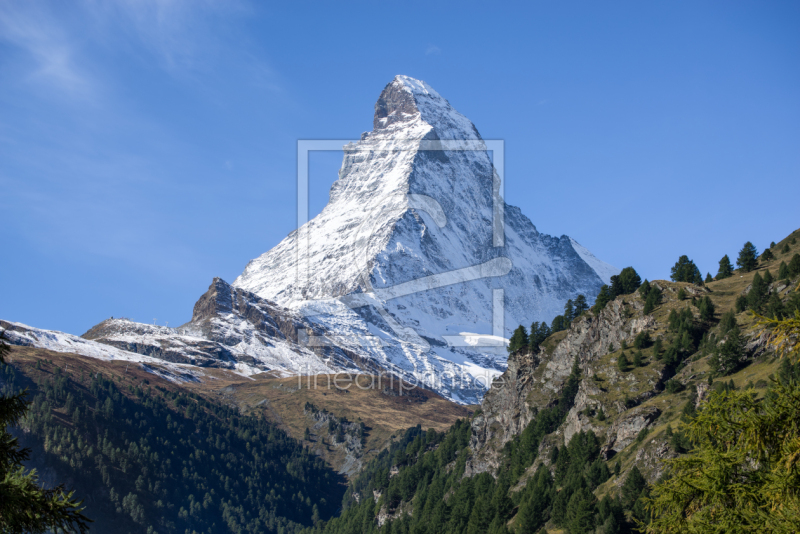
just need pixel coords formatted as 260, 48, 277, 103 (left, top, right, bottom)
1, 1, 798, 335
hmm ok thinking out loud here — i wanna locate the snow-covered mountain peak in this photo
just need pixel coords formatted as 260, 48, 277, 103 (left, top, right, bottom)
372, 75, 479, 140
231, 75, 619, 403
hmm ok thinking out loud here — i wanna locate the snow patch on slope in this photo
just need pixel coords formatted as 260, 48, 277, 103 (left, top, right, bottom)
569, 238, 620, 285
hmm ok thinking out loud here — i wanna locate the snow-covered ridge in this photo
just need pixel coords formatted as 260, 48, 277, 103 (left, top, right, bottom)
1, 319, 207, 383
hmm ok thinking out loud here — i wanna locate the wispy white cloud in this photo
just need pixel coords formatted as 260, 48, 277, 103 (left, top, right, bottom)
0, 1, 93, 98
426, 45, 441, 56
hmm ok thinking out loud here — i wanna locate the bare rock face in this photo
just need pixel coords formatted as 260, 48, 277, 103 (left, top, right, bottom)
562, 380, 606, 445
602, 405, 661, 456
468, 295, 656, 475
81, 278, 376, 377
465, 350, 540, 475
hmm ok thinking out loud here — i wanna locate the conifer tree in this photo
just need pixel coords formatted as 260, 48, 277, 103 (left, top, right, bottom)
782, 243, 790, 254
507, 325, 529, 354
761, 248, 774, 262
736, 242, 759, 272
747, 272, 768, 311
564, 299, 575, 325
704, 273, 713, 284
790, 253, 800, 277
617, 353, 629, 372
709, 327, 744, 376
593, 285, 613, 314
699, 296, 715, 322
670, 256, 702, 284
0, 335, 90, 534
633, 350, 644, 367
551, 315, 567, 333
643, 286, 661, 315
716, 255, 734, 279
779, 261, 789, 279
611, 267, 642, 297
573, 294, 589, 317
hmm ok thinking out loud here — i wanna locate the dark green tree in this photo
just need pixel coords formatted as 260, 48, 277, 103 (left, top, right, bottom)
593, 285, 613, 314
761, 248, 774, 262
716, 255, 734, 280
671, 256, 703, 284
573, 294, 589, 317
643, 285, 661, 315
565, 487, 596, 533
551, 315, 567, 333
633, 350, 644, 367
709, 327, 744, 376
779, 261, 789, 280
564, 299, 575, 324
0, 335, 90, 534
718, 310, 737, 336
782, 243, 790, 254
789, 253, 800, 277
617, 353, 630, 372
747, 272, 768, 311
699, 296, 715, 322
704, 273, 713, 284
736, 242, 759, 273
507, 325, 529, 354
611, 267, 642, 297
529, 322, 552, 351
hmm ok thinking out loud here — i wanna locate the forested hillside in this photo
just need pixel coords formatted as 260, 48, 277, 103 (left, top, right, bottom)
301, 229, 800, 533
0, 353, 346, 534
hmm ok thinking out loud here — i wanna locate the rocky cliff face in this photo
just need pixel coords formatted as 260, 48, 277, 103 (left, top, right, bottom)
80, 278, 373, 377
468, 291, 657, 474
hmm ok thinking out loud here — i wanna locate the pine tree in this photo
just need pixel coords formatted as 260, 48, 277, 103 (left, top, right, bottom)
779, 261, 789, 279
564, 299, 575, 324
737, 242, 759, 273
633, 350, 644, 367
790, 254, 800, 277
677, 287, 687, 301
747, 272, 768, 311
761, 248, 774, 262
507, 325, 529, 354
0, 335, 91, 534
593, 285, 613, 314
611, 267, 642, 296
617, 353, 629, 372
709, 327, 744, 376
763, 269, 773, 285
551, 315, 567, 333
573, 294, 589, 317
565, 488, 596, 533
716, 255, 734, 280
705, 272, 713, 284
718, 310, 737, 336
782, 243, 790, 254
699, 296, 715, 322
643, 286, 661, 315
671, 256, 703, 284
